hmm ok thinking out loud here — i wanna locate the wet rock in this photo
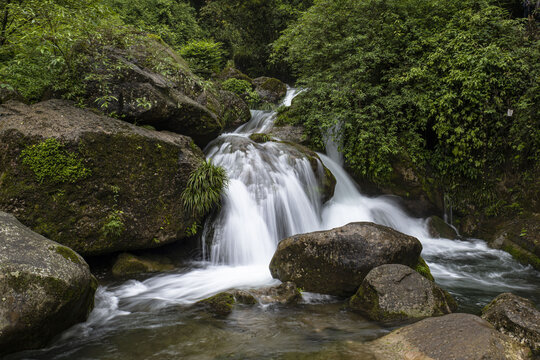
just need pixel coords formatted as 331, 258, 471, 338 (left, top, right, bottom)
219, 90, 251, 131
481, 293, 540, 355
111, 253, 174, 277
0, 211, 97, 356
489, 214, 540, 271
368, 313, 532, 359
269, 222, 422, 297
349, 264, 457, 321
195, 292, 236, 316
252, 77, 287, 104
229, 290, 258, 305
427, 215, 458, 239
0, 100, 204, 256
250, 282, 302, 305
270, 124, 307, 145
249, 133, 273, 143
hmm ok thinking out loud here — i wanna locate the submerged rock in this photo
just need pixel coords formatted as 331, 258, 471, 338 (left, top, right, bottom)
249, 282, 302, 305
0, 211, 97, 356
195, 292, 236, 316
349, 264, 457, 321
111, 253, 174, 277
368, 313, 532, 359
481, 293, 540, 355
252, 77, 287, 104
269, 222, 422, 297
0, 100, 204, 256
426, 215, 458, 239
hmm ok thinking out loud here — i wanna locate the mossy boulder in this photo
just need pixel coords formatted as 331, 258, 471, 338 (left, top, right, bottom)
252, 77, 287, 104
368, 313, 532, 359
0, 211, 97, 356
412, 256, 434, 281
488, 214, 540, 271
481, 293, 540, 355
111, 253, 174, 277
195, 292, 236, 316
349, 264, 457, 322
81, 37, 247, 147
249, 133, 273, 143
269, 222, 423, 297
218, 66, 253, 84
0, 100, 204, 256
426, 215, 458, 239
219, 90, 251, 131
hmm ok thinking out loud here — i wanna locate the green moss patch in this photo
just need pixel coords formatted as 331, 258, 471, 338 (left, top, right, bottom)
20, 138, 90, 184
249, 133, 272, 143
55, 246, 82, 265
413, 256, 434, 281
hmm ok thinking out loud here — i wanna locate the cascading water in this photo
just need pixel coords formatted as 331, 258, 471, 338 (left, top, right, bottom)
10, 88, 538, 360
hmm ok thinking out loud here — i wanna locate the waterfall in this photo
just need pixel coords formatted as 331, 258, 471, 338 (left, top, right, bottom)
71, 88, 538, 332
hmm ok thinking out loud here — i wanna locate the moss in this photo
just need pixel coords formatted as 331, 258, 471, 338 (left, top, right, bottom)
502, 243, 540, 271
260, 78, 286, 96
20, 138, 91, 184
55, 246, 82, 265
100, 210, 125, 240
249, 133, 272, 143
196, 292, 235, 316
413, 257, 434, 281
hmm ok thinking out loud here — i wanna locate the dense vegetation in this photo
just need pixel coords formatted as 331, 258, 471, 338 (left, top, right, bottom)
1, 0, 538, 223
274, 0, 539, 218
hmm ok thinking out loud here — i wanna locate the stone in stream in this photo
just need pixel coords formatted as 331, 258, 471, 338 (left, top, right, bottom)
349, 264, 457, 321
249, 282, 303, 305
269, 222, 422, 297
426, 215, 459, 239
195, 290, 258, 317
111, 253, 174, 277
252, 77, 287, 104
0, 100, 205, 256
0, 211, 97, 356
367, 313, 532, 359
481, 292, 540, 355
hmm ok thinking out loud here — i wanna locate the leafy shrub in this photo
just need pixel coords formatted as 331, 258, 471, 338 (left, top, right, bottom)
182, 160, 229, 218
222, 78, 260, 106
101, 210, 125, 239
179, 40, 226, 77
21, 138, 91, 184
106, 0, 203, 48
274, 0, 540, 213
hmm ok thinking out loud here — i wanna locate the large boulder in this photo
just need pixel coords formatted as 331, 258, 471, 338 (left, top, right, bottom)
0, 212, 97, 356
0, 100, 204, 256
481, 293, 540, 355
252, 77, 287, 104
269, 222, 422, 297
349, 264, 457, 321
111, 253, 174, 277
368, 313, 532, 359
426, 215, 458, 240
82, 38, 249, 146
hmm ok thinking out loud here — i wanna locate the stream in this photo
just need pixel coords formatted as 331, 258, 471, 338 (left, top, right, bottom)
7, 89, 539, 360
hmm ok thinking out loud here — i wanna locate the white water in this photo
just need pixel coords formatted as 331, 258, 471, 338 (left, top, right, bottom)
68, 88, 539, 336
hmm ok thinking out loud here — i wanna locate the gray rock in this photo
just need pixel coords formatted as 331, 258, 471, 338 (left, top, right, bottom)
249, 282, 302, 305
368, 313, 532, 359
350, 264, 457, 321
427, 215, 458, 239
482, 293, 540, 355
252, 77, 287, 104
0, 211, 97, 356
269, 222, 422, 296
0, 100, 204, 255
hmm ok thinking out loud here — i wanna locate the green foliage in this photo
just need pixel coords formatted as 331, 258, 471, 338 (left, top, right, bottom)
221, 78, 260, 105
21, 138, 91, 184
105, 0, 204, 48
275, 0, 540, 213
199, 0, 313, 77
179, 39, 226, 77
249, 133, 272, 143
182, 160, 228, 218
0, 0, 121, 101
101, 210, 125, 239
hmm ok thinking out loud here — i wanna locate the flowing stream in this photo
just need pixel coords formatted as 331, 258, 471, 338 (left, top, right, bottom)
8, 88, 539, 360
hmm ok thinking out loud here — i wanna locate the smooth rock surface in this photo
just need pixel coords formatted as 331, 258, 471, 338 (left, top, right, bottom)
270, 222, 422, 296
111, 253, 174, 277
482, 292, 540, 354
0, 212, 97, 356
369, 313, 532, 359
350, 264, 457, 321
